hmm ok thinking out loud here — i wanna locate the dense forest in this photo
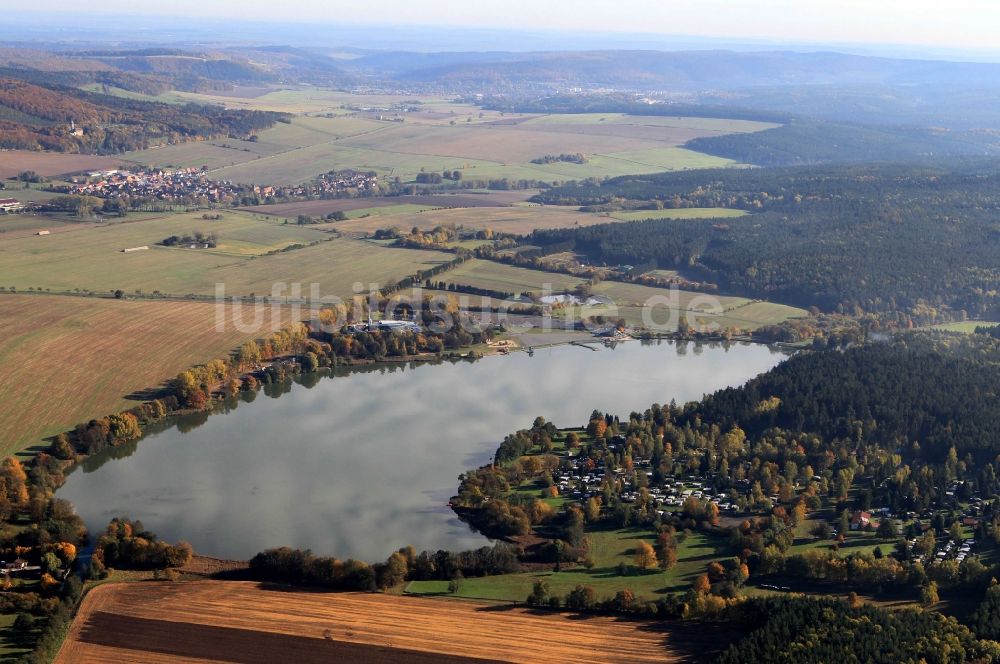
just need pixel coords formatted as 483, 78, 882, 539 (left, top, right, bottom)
685, 119, 999, 166
690, 333, 1000, 461
0, 78, 289, 153
716, 596, 998, 663
529, 161, 1000, 318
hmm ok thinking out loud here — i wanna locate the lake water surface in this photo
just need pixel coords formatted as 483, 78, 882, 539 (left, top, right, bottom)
60, 340, 788, 561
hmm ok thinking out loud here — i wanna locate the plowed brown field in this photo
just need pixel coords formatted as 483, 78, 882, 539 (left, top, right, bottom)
57, 581, 706, 663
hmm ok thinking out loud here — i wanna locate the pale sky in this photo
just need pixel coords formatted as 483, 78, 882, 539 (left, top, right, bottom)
15, 0, 1000, 52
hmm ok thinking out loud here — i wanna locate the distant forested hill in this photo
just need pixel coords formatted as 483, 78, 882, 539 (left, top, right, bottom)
0, 78, 290, 153
529, 162, 1000, 317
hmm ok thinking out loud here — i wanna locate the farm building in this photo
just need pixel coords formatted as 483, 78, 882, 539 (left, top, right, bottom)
0, 198, 24, 214
850, 510, 872, 530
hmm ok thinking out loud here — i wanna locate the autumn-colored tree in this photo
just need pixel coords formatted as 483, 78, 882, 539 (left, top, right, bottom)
380, 551, 408, 589
0, 457, 29, 519
921, 581, 939, 606
660, 546, 679, 570
707, 561, 726, 582
612, 589, 636, 612
39, 573, 60, 594
49, 433, 75, 460
53, 542, 77, 565
706, 501, 720, 526
108, 412, 141, 442
634, 541, 658, 570
527, 580, 550, 606
587, 417, 608, 438
693, 573, 711, 594
186, 388, 208, 410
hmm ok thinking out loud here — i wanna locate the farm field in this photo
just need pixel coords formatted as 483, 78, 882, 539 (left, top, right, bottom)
333, 204, 602, 235
56, 581, 700, 664
0, 151, 125, 179
0, 209, 451, 297
118, 91, 766, 185
516, 114, 779, 134
126, 115, 387, 176
406, 529, 729, 602
163, 87, 464, 115
0, 213, 84, 237
438, 259, 584, 295
609, 208, 748, 221
0, 186, 66, 203
0, 294, 293, 454
434, 261, 806, 331
239, 190, 534, 219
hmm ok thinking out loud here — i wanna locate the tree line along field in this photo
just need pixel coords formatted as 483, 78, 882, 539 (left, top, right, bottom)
0, 209, 451, 298
0, 294, 293, 454
57, 581, 699, 664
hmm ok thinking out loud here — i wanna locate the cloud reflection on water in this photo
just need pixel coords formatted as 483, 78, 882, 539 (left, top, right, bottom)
60, 341, 787, 560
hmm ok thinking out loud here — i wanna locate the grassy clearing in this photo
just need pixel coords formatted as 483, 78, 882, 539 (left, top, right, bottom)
407, 529, 728, 603
0, 294, 293, 454
0, 209, 450, 297
591, 281, 748, 311
712, 301, 808, 328
929, 321, 1000, 333
609, 208, 748, 221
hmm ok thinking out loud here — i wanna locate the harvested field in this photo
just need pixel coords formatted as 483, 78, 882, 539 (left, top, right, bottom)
57, 581, 697, 664
0, 151, 125, 179
239, 191, 533, 218
0, 294, 293, 454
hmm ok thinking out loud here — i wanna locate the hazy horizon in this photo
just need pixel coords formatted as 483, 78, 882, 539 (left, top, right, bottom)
4, 2, 1000, 62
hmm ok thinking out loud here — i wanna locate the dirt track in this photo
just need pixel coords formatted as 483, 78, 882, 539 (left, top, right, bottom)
57, 581, 697, 663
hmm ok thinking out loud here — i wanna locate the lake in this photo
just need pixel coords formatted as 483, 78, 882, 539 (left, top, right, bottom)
59, 340, 788, 561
